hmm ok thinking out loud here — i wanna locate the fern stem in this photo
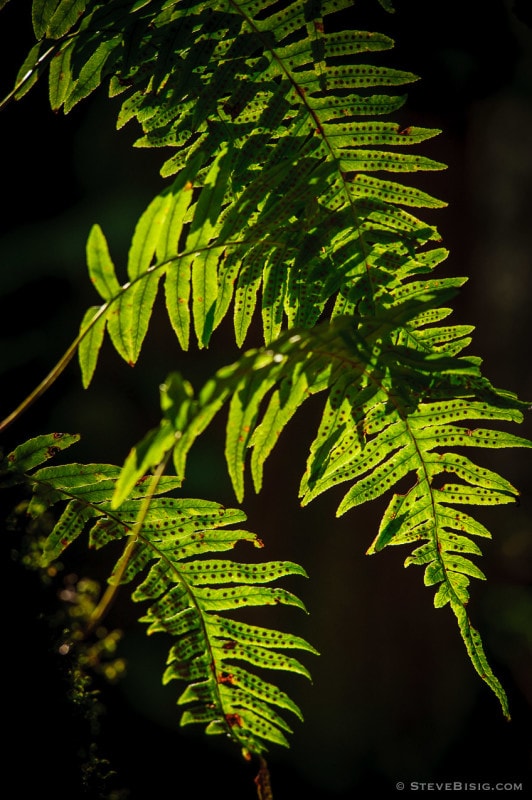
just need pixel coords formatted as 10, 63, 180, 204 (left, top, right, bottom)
254, 757, 273, 800
0, 43, 58, 112
226, 0, 377, 314
0, 303, 111, 433
0, 343, 78, 433
0, 240, 255, 434
84, 453, 171, 636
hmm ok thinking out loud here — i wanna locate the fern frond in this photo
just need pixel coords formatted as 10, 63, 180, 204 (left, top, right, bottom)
139, 313, 530, 716
15, 0, 449, 370
1, 433, 316, 757
302, 346, 529, 715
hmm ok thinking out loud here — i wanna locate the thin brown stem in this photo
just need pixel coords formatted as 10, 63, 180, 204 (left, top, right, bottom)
254, 757, 273, 800
0, 304, 109, 434
84, 452, 171, 637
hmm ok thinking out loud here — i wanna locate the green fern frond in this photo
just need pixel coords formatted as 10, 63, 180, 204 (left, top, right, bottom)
303, 349, 529, 716
133, 314, 530, 716
16, 0, 449, 368
1, 432, 316, 756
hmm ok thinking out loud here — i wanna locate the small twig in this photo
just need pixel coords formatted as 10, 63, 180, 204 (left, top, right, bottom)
0, 42, 58, 112
84, 452, 171, 637
0, 304, 109, 434
254, 757, 273, 800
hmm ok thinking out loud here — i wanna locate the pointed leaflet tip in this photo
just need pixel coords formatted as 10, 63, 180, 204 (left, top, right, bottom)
451, 601, 511, 720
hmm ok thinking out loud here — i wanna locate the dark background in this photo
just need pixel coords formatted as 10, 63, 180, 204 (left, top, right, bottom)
0, 1, 531, 798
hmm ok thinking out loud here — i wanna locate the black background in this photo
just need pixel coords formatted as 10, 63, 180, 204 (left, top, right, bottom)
0, 2, 531, 798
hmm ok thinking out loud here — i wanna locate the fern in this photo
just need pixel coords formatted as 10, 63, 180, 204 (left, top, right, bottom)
1, 0, 530, 796
109, 316, 530, 718
0, 431, 317, 757
17, 0, 447, 365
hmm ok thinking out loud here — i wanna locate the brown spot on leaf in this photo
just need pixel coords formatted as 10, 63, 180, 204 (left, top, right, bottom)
225, 713, 243, 728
